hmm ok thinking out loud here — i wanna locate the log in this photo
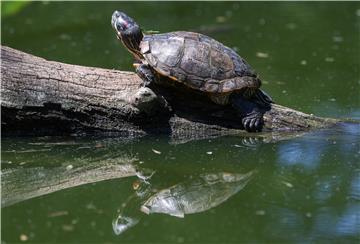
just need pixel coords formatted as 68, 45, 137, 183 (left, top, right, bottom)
1, 45, 339, 141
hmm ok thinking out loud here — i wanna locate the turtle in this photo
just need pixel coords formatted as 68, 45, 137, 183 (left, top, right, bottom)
111, 11, 272, 132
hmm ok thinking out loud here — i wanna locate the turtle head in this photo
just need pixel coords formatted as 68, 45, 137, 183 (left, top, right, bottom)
112, 11, 137, 34
112, 11, 143, 59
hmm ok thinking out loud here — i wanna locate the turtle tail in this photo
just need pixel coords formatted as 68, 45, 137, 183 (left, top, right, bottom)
253, 89, 273, 108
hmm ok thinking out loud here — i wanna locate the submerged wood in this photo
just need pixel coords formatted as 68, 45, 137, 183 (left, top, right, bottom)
1, 45, 339, 139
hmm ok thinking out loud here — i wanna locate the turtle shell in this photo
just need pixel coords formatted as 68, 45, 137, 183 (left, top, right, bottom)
139, 31, 260, 94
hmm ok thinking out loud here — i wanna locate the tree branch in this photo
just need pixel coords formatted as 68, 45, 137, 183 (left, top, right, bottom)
1, 45, 339, 141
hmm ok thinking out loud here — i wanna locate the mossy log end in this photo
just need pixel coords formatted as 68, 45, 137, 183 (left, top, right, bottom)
1, 45, 339, 140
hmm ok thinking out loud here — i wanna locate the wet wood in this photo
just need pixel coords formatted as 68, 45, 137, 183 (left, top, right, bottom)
1, 45, 339, 139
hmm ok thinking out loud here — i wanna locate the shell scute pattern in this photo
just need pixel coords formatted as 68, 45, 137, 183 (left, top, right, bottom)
209, 48, 234, 80
140, 31, 258, 93
149, 36, 183, 67
180, 39, 212, 79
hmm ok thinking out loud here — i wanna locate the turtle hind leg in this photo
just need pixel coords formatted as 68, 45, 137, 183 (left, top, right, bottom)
252, 89, 273, 108
135, 64, 156, 87
230, 94, 264, 132
242, 88, 273, 109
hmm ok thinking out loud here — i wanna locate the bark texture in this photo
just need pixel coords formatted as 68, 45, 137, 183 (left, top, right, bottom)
1, 45, 339, 140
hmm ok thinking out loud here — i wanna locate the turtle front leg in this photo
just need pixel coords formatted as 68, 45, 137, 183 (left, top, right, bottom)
134, 63, 156, 88
230, 94, 264, 132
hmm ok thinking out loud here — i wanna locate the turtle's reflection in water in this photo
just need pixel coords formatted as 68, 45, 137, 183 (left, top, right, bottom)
113, 170, 255, 235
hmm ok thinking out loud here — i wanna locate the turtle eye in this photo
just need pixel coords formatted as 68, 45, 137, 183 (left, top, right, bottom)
116, 22, 125, 31
116, 19, 129, 32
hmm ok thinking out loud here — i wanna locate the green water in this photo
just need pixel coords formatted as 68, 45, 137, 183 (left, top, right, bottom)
1, 2, 360, 243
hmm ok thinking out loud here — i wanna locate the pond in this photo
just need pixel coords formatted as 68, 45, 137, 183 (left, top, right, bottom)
1, 2, 360, 243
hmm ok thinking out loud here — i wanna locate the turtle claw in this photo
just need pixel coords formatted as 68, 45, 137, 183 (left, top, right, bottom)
242, 112, 263, 132
243, 118, 251, 131
230, 94, 265, 132
254, 119, 260, 129
142, 80, 151, 88
249, 118, 257, 129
